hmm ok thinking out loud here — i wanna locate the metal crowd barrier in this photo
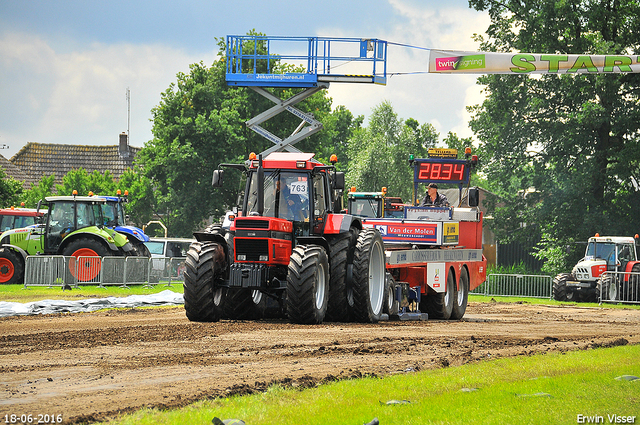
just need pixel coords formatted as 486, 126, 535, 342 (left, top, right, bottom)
23, 256, 187, 288
470, 273, 553, 299
599, 271, 640, 305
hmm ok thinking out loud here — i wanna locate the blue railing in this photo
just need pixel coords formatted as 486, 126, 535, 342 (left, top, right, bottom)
226, 35, 387, 87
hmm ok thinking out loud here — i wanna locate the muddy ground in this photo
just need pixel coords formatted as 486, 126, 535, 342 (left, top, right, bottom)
0, 302, 638, 424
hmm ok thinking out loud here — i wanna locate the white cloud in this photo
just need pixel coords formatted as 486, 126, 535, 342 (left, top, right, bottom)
0, 32, 206, 158
324, 0, 489, 143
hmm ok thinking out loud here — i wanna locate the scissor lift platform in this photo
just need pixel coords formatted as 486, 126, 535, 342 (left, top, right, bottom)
226, 35, 388, 88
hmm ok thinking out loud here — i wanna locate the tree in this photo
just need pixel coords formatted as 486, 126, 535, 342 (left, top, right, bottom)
139, 32, 358, 237
346, 101, 438, 204
0, 168, 24, 208
21, 175, 55, 208
468, 0, 640, 273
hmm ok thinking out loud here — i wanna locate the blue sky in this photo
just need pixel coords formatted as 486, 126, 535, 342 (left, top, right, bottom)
0, 0, 489, 159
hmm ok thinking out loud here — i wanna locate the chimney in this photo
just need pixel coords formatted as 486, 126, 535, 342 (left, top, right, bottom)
119, 132, 129, 157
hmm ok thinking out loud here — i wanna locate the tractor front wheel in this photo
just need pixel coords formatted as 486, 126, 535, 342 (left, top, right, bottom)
552, 273, 575, 302
0, 248, 24, 285
183, 241, 226, 322
286, 245, 329, 324
597, 274, 619, 302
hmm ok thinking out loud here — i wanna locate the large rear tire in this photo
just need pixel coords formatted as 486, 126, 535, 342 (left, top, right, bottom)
325, 230, 356, 322
352, 229, 386, 323
62, 238, 111, 282
422, 268, 455, 320
450, 266, 469, 320
0, 248, 24, 285
183, 241, 226, 322
286, 245, 329, 324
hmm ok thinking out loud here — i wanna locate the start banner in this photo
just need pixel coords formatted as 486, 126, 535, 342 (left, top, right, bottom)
429, 50, 640, 74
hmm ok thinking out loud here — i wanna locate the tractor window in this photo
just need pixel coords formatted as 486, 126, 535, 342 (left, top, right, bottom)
1, 215, 14, 231
247, 171, 309, 221
76, 203, 99, 229
586, 242, 615, 263
312, 173, 327, 219
349, 198, 381, 218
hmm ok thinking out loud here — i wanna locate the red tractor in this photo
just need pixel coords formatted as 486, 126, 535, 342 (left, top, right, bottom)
183, 152, 387, 324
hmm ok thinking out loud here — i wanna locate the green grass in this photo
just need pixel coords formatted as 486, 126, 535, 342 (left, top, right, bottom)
469, 294, 640, 309
100, 344, 640, 425
0, 283, 183, 303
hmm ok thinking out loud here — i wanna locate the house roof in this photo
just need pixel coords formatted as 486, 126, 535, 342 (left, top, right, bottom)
0, 154, 32, 189
10, 142, 141, 189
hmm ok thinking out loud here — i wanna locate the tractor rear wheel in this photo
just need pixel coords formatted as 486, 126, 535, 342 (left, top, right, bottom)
352, 229, 386, 323
183, 241, 226, 322
450, 266, 469, 320
286, 245, 329, 324
0, 248, 24, 285
422, 268, 455, 320
62, 238, 111, 282
552, 273, 575, 301
325, 230, 355, 322
597, 274, 619, 302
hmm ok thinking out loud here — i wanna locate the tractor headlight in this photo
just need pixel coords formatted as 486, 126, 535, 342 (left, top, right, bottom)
237, 254, 246, 261
259, 254, 268, 262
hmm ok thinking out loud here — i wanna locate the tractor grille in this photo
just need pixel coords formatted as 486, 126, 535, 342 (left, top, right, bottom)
235, 238, 269, 261
235, 218, 270, 229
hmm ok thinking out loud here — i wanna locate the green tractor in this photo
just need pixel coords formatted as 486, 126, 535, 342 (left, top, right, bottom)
0, 194, 134, 285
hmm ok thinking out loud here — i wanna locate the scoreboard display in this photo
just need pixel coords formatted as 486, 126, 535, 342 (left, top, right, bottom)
414, 159, 471, 185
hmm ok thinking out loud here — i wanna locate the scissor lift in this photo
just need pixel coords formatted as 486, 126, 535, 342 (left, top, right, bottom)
225, 35, 388, 155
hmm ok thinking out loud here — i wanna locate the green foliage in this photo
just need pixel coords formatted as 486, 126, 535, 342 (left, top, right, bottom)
139, 32, 361, 236
0, 167, 24, 208
346, 101, 436, 204
106, 345, 640, 425
21, 175, 55, 208
468, 0, 640, 269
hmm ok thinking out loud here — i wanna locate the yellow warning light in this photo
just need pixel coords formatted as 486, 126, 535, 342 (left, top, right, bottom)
465, 147, 472, 155
72, 190, 78, 196
350, 186, 356, 193
382, 187, 387, 194
124, 190, 129, 196
249, 152, 257, 160
595, 233, 600, 237
20, 202, 25, 207
117, 189, 122, 195
330, 154, 338, 164
88, 191, 94, 196
10, 206, 15, 210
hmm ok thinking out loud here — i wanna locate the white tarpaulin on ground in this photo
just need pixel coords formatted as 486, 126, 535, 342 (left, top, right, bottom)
429, 50, 640, 74
0, 290, 184, 317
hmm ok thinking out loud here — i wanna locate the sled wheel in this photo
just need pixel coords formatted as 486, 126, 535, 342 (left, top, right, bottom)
422, 267, 455, 320
383, 273, 400, 317
450, 266, 469, 320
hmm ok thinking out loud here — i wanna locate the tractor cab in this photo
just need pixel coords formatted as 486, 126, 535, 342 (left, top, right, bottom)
43, 196, 107, 253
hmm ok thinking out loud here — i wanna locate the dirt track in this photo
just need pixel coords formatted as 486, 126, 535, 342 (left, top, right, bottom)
0, 302, 638, 424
